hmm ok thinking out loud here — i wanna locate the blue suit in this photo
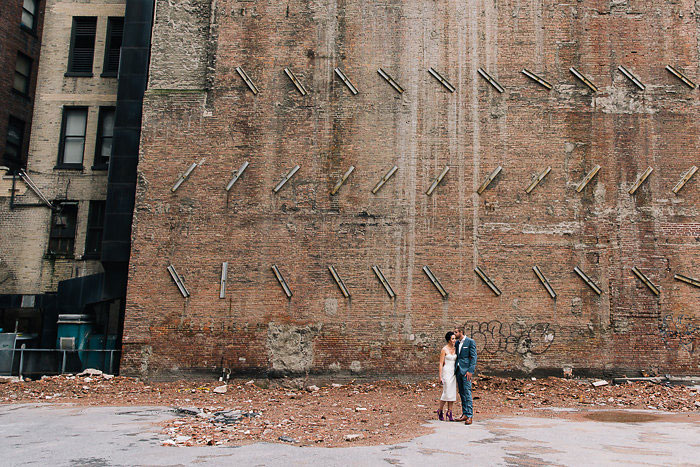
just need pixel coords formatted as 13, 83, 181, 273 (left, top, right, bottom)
455, 337, 477, 417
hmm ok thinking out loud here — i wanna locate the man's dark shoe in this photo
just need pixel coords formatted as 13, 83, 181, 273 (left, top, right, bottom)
465, 417, 473, 425
454, 415, 468, 422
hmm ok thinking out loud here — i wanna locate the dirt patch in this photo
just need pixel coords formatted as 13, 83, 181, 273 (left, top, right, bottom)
585, 411, 661, 423
1, 374, 698, 447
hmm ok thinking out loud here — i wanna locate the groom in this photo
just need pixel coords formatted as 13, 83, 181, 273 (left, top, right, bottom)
453, 327, 477, 425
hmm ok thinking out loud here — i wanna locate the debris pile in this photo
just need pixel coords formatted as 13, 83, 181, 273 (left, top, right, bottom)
1, 374, 697, 447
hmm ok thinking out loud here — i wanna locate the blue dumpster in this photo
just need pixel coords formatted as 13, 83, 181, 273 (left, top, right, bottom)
56, 314, 93, 370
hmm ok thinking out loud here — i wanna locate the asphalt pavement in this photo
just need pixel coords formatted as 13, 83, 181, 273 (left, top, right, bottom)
1, 404, 698, 466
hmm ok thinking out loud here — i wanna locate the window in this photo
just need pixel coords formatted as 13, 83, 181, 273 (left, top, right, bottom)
94, 107, 115, 168
84, 201, 105, 258
13, 53, 32, 95
67, 17, 97, 75
102, 17, 123, 76
58, 107, 88, 168
49, 202, 78, 256
3, 117, 25, 169
21, 0, 37, 31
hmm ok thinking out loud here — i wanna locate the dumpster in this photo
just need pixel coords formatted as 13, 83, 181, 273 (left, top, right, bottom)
0, 333, 17, 375
56, 314, 93, 370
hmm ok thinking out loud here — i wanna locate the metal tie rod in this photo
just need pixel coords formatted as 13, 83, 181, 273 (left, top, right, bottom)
477, 68, 505, 93
331, 166, 355, 195
236, 66, 259, 95
334, 67, 358, 95
428, 67, 455, 93
377, 68, 404, 94
618, 65, 645, 91
226, 161, 249, 191
284, 68, 308, 96
273, 165, 300, 193
521, 69, 552, 90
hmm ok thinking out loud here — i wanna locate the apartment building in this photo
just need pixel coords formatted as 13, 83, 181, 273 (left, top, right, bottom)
0, 0, 44, 173
1, 0, 151, 375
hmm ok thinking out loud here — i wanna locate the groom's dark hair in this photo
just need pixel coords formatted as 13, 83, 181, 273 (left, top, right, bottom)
455, 326, 465, 334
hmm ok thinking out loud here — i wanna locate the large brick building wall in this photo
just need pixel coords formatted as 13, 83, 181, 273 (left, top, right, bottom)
1, 0, 125, 296
0, 0, 44, 171
122, 0, 699, 379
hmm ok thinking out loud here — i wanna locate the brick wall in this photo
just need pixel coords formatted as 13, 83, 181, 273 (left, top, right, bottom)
0, 0, 124, 295
122, 0, 699, 379
0, 0, 44, 170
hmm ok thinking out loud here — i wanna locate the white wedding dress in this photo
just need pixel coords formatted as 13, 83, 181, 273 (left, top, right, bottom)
441, 352, 457, 401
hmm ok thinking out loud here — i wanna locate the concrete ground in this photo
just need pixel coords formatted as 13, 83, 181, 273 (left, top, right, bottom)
1, 404, 699, 466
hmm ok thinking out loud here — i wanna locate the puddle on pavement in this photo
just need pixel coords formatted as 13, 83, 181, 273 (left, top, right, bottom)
585, 411, 660, 423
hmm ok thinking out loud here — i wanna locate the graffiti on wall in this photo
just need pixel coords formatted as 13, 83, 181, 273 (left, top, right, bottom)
659, 314, 699, 354
465, 321, 555, 355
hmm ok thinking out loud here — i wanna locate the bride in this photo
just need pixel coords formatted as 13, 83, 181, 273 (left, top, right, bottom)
436, 331, 457, 421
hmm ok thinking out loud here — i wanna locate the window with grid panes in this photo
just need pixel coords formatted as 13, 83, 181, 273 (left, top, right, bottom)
49, 202, 78, 256
57, 107, 88, 167
67, 17, 97, 75
13, 53, 31, 95
21, 0, 37, 31
94, 107, 115, 168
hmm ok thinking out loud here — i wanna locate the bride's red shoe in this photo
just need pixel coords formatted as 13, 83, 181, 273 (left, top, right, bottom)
446, 410, 454, 421
436, 409, 444, 421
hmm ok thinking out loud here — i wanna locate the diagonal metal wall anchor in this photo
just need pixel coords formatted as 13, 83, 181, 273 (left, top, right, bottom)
526, 167, 551, 193
672, 166, 697, 194
428, 67, 455, 93
570, 67, 598, 92
674, 273, 700, 288
334, 67, 358, 95
236, 66, 259, 95
618, 65, 645, 91
271, 265, 292, 298
167, 265, 190, 298
477, 166, 502, 195
328, 265, 350, 298
331, 166, 355, 195
478, 68, 505, 93
426, 166, 450, 195
521, 69, 553, 90
665, 65, 697, 89
226, 161, 249, 191
574, 266, 602, 295
628, 167, 653, 195
284, 68, 308, 96
171, 162, 198, 192
423, 265, 448, 297
474, 266, 502, 296
533, 265, 556, 299
576, 165, 601, 193
377, 68, 404, 94
273, 165, 300, 193
372, 166, 398, 194
631, 267, 660, 296
372, 266, 396, 299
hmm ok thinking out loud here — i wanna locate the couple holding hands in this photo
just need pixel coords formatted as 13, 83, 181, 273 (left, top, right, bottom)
437, 327, 477, 424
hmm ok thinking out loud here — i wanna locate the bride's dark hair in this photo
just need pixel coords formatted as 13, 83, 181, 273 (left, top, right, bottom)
444, 331, 455, 342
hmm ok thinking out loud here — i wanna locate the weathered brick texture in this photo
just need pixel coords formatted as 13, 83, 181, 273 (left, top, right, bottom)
122, 0, 699, 379
0, 0, 44, 169
0, 1, 124, 294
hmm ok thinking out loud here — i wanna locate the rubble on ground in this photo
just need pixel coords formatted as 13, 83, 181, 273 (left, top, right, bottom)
1, 374, 697, 447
